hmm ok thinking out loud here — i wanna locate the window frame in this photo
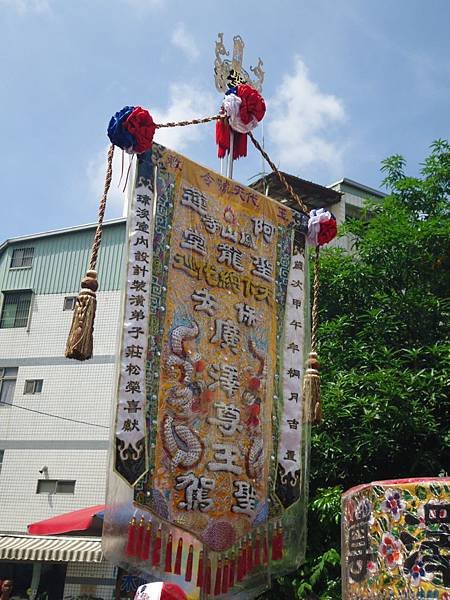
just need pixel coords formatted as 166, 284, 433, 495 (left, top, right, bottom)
0, 367, 18, 407
36, 479, 76, 495
0, 290, 33, 329
24, 379, 43, 395
63, 296, 77, 311
10, 247, 34, 269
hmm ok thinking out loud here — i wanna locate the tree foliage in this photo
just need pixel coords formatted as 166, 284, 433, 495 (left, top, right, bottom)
260, 140, 450, 599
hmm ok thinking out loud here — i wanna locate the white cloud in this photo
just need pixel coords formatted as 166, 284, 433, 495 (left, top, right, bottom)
151, 82, 217, 151
0, 0, 50, 13
86, 146, 129, 220
267, 56, 345, 174
87, 83, 217, 217
171, 22, 199, 61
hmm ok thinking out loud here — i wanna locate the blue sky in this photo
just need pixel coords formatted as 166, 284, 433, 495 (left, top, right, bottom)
1, 0, 449, 241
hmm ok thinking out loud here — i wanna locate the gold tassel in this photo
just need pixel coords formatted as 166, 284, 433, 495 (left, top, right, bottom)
303, 351, 321, 424
65, 270, 98, 361
65, 145, 114, 362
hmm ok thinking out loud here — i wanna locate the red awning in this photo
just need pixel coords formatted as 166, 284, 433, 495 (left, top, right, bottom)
27, 505, 105, 536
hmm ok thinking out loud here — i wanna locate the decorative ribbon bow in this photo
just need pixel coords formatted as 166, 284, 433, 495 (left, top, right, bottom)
216, 84, 266, 160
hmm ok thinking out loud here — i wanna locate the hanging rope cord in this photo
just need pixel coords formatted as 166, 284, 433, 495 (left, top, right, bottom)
247, 132, 320, 357
311, 246, 320, 355
89, 117, 319, 359
87, 115, 222, 273
248, 132, 310, 216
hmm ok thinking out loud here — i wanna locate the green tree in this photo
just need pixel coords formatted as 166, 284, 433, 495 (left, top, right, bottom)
261, 140, 450, 599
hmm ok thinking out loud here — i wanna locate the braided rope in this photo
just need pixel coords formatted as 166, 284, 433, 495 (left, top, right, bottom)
246, 131, 321, 354
248, 131, 310, 215
89, 144, 114, 271
311, 245, 320, 354
155, 114, 221, 129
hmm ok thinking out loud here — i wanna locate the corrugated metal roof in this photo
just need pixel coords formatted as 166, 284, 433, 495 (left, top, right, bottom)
0, 534, 103, 562
250, 171, 342, 209
0, 221, 126, 294
0, 218, 126, 254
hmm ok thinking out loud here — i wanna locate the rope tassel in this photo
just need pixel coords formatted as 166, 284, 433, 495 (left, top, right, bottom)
303, 246, 322, 424
303, 351, 321, 423
65, 145, 114, 361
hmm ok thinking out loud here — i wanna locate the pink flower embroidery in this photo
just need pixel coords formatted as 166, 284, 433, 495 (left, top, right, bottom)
379, 532, 403, 568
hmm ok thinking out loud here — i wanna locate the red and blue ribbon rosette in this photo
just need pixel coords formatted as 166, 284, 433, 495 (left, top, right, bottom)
108, 106, 156, 154
216, 84, 266, 160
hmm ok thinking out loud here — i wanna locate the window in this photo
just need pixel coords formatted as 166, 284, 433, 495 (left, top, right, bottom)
24, 379, 43, 394
0, 368, 17, 407
10, 247, 34, 269
36, 479, 76, 494
0, 450, 4, 475
0, 291, 32, 328
63, 296, 77, 311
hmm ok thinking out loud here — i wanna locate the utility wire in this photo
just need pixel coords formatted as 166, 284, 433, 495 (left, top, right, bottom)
0, 399, 110, 429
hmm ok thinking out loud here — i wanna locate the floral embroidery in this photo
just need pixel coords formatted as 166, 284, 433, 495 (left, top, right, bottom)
379, 532, 403, 568
408, 557, 427, 587
380, 488, 404, 521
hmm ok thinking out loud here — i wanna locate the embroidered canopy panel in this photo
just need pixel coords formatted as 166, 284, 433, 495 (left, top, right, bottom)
342, 478, 450, 599
103, 144, 311, 599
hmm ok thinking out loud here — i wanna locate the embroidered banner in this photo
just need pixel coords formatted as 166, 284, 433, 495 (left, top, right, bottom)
115, 160, 153, 485
105, 145, 311, 599
342, 478, 450, 599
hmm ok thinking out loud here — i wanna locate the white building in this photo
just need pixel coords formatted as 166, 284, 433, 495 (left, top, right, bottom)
251, 173, 386, 250
0, 219, 126, 599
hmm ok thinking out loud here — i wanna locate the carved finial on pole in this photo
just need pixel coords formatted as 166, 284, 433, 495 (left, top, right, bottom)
214, 33, 265, 178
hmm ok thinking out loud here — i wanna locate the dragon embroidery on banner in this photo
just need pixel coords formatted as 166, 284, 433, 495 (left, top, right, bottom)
162, 322, 204, 468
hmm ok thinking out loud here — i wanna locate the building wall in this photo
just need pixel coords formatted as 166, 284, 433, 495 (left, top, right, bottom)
64, 562, 116, 600
327, 180, 385, 251
0, 223, 124, 535
0, 222, 125, 295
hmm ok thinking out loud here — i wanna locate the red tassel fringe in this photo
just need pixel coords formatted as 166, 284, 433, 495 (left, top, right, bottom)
196, 551, 204, 588
237, 544, 245, 582
164, 534, 173, 573
135, 517, 145, 557
140, 522, 152, 561
125, 517, 137, 557
246, 537, 253, 573
185, 544, 193, 582
174, 537, 183, 575
152, 527, 161, 567
125, 521, 281, 586
222, 559, 229, 594
214, 560, 222, 596
205, 558, 212, 594
254, 534, 261, 567
271, 524, 284, 561
263, 534, 269, 565
229, 553, 235, 588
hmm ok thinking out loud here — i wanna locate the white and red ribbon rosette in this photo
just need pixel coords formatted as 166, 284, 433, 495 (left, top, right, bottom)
307, 208, 337, 246
134, 582, 187, 600
216, 84, 266, 160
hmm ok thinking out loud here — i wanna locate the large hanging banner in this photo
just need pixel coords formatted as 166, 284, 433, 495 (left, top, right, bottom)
104, 144, 311, 599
